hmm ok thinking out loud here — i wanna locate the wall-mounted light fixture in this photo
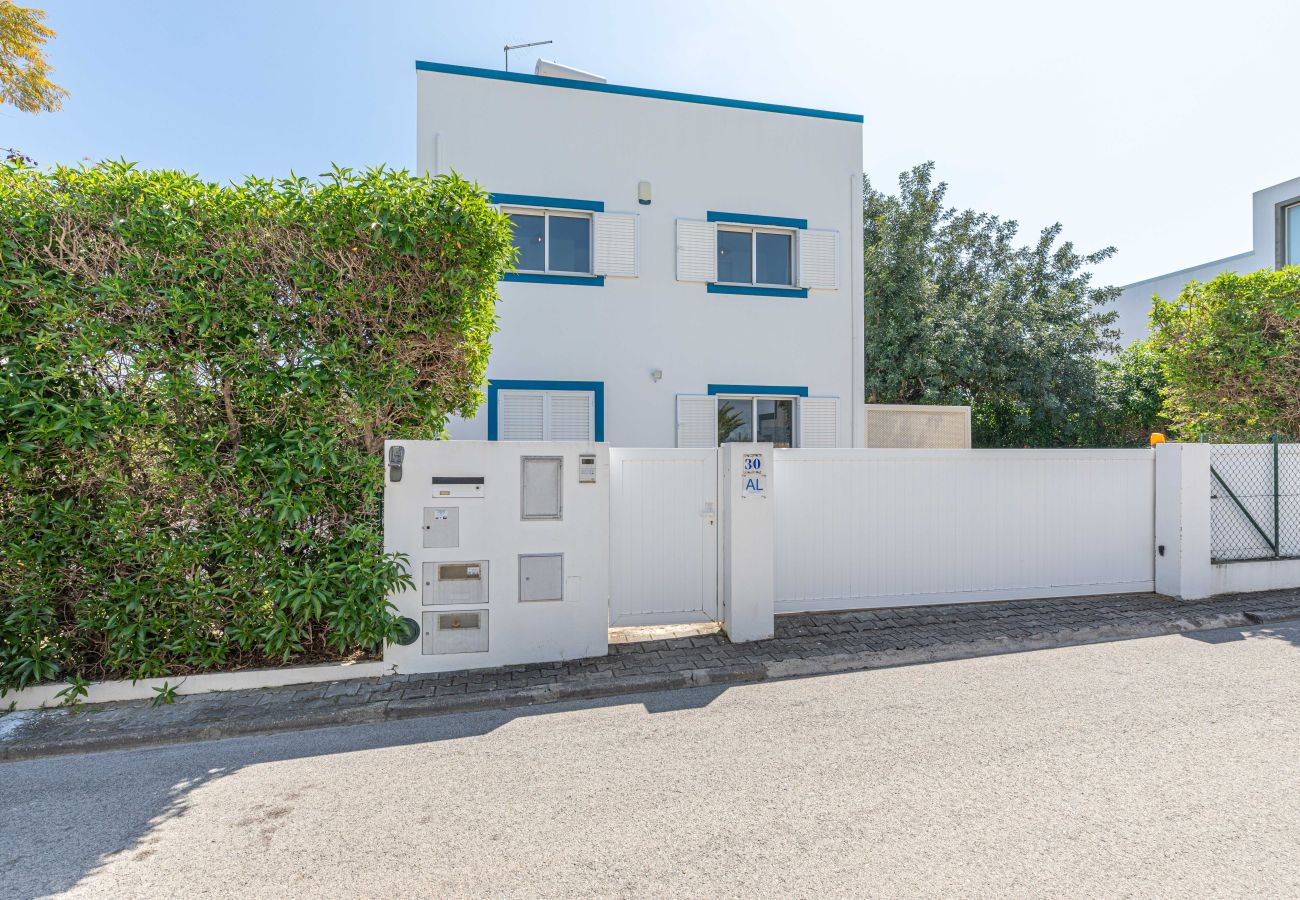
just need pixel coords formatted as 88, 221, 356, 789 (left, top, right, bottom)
650, 369, 663, 383
638, 181, 652, 206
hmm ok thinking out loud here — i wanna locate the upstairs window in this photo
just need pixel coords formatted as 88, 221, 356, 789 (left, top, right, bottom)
716, 226, 794, 287
505, 208, 592, 275
1286, 202, 1300, 267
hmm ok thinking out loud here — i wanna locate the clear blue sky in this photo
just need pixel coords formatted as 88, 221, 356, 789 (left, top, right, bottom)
9, 0, 1299, 285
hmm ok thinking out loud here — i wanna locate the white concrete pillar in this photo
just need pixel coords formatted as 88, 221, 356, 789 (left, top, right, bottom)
719, 442, 775, 642
1154, 442, 1212, 600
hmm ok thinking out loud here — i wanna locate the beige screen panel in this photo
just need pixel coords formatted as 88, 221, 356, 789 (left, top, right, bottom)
863, 405, 971, 449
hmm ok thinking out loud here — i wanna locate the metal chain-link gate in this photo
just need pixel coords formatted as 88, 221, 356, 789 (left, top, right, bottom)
1210, 438, 1300, 562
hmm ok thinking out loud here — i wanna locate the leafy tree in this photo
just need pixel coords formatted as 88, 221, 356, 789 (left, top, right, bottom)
1088, 340, 1168, 446
0, 3, 67, 113
863, 163, 1121, 446
1149, 267, 1300, 440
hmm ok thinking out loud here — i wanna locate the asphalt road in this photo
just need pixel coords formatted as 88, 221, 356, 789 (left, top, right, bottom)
5, 621, 1300, 899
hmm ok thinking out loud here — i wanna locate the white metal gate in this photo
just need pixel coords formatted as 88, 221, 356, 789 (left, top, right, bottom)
609, 448, 719, 626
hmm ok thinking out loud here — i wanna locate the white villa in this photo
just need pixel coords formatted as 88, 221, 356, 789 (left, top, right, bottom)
1115, 176, 1300, 342
415, 59, 865, 448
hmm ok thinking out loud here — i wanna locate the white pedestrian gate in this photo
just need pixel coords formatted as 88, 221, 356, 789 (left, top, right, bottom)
609, 448, 719, 626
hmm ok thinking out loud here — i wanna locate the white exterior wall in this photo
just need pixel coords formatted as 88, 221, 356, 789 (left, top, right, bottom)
382, 440, 610, 674
773, 449, 1156, 611
1116, 175, 1300, 343
416, 64, 865, 447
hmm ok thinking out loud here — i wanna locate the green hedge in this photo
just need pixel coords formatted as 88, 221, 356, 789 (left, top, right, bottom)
0, 161, 514, 696
1151, 267, 1300, 440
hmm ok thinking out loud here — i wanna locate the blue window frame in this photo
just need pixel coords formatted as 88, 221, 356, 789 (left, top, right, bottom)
707, 385, 808, 448
487, 380, 605, 441
493, 194, 605, 286
707, 384, 809, 397
706, 211, 808, 298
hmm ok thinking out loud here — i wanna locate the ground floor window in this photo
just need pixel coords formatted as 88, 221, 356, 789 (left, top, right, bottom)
716, 395, 796, 447
496, 389, 596, 441
676, 390, 836, 449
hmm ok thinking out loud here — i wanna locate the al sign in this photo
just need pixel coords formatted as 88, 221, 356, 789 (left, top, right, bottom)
740, 452, 766, 500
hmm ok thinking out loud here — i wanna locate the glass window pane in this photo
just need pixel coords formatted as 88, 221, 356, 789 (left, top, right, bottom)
755, 232, 792, 285
547, 214, 591, 273
508, 213, 545, 272
717, 398, 753, 443
1288, 204, 1300, 267
717, 229, 753, 284
756, 398, 794, 447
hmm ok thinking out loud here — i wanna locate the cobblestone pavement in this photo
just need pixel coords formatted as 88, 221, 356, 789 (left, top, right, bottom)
5, 588, 1300, 761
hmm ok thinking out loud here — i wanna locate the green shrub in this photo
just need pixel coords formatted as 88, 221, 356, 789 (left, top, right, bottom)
0, 161, 514, 693
1150, 267, 1300, 440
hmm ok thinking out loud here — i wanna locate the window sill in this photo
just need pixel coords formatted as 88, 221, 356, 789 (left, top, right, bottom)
503, 272, 605, 286
707, 283, 807, 298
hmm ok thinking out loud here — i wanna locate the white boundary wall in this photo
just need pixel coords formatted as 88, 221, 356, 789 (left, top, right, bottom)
773, 449, 1156, 612
5, 661, 386, 712
22, 443, 1300, 710
1156, 442, 1300, 598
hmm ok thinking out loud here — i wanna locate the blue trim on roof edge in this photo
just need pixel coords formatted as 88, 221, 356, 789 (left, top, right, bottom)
503, 273, 605, 286
708, 384, 809, 397
416, 61, 863, 123
707, 283, 807, 299
707, 211, 808, 229
490, 193, 604, 212
487, 379, 604, 441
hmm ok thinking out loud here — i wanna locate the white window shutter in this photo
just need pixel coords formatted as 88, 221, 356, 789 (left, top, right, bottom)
593, 213, 638, 277
547, 392, 595, 441
798, 396, 838, 448
797, 229, 839, 290
499, 391, 545, 441
676, 394, 718, 448
676, 219, 717, 282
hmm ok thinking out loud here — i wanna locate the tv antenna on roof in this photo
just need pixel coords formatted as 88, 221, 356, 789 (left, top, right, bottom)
504, 40, 552, 72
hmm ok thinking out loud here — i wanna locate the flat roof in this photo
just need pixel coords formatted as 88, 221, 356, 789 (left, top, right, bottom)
415, 60, 864, 124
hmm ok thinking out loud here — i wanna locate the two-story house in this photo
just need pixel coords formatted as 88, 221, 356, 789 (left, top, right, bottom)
1115, 175, 1300, 343
415, 59, 865, 448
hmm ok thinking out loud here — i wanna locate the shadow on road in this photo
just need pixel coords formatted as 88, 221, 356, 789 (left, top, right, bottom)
0, 682, 732, 898
9, 619, 1300, 897
1180, 621, 1300, 648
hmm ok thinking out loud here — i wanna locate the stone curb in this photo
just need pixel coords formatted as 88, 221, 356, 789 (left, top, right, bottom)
4, 605, 1299, 763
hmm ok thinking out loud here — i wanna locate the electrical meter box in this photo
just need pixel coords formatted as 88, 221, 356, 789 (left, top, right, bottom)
422, 507, 459, 548
383, 440, 609, 674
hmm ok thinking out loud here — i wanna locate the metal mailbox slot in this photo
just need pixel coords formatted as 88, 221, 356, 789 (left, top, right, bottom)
431, 475, 485, 499
422, 610, 488, 655
521, 457, 563, 520
422, 561, 488, 606
422, 506, 459, 548
519, 553, 564, 602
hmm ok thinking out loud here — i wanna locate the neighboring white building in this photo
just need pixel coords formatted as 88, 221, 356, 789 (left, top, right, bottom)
415, 59, 865, 448
1116, 176, 1300, 343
